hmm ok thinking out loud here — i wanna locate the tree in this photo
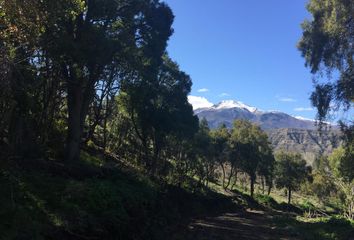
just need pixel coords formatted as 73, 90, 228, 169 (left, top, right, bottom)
298, 0, 353, 122
45, 0, 175, 161
230, 120, 274, 198
310, 156, 337, 203
258, 147, 275, 195
298, 3, 353, 214
327, 146, 354, 219
210, 124, 232, 189
118, 55, 198, 175
336, 124, 354, 182
0, 0, 176, 161
275, 152, 312, 204
0, 0, 52, 155
193, 119, 217, 187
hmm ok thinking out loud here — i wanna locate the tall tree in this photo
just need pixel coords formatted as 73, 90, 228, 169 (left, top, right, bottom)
298, 0, 353, 122
258, 146, 275, 195
298, 1, 353, 211
1, 0, 175, 161
113, 55, 198, 175
210, 124, 232, 189
0, 0, 54, 155
230, 120, 273, 198
44, 0, 175, 161
275, 152, 312, 204
193, 118, 216, 186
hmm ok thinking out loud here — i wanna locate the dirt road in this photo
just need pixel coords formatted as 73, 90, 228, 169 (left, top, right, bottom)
173, 209, 299, 240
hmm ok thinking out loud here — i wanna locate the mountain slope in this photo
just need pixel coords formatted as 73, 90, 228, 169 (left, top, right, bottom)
266, 128, 342, 165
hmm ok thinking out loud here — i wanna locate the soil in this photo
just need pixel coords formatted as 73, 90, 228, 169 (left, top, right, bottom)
172, 208, 299, 240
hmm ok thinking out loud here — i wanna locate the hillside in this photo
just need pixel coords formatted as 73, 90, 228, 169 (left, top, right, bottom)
266, 128, 342, 164
1, 154, 353, 240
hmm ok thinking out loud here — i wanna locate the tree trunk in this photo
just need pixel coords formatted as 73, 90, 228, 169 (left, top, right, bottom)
103, 97, 108, 151
220, 162, 226, 189
250, 176, 255, 198
288, 187, 291, 204
267, 184, 272, 196
231, 170, 238, 190
225, 166, 234, 190
66, 83, 83, 162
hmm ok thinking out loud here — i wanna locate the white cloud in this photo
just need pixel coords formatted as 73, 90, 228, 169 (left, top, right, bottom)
219, 93, 231, 97
279, 97, 296, 102
197, 88, 209, 93
294, 107, 314, 112
188, 96, 213, 110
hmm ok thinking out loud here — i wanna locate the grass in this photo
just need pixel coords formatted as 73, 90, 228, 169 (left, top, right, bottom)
272, 215, 354, 240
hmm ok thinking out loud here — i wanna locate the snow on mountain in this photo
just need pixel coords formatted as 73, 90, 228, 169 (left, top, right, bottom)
294, 116, 316, 122
213, 100, 258, 113
189, 97, 337, 129
294, 116, 336, 126
194, 99, 317, 130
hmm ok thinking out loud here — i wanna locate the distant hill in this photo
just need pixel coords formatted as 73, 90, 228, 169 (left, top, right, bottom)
195, 100, 341, 164
266, 128, 342, 165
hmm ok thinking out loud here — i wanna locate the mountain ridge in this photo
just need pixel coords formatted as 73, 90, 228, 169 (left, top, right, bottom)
195, 100, 320, 130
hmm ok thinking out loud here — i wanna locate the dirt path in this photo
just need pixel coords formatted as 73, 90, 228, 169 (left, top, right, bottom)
173, 209, 299, 240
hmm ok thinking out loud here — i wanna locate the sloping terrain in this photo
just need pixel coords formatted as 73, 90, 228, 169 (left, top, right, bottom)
266, 128, 342, 164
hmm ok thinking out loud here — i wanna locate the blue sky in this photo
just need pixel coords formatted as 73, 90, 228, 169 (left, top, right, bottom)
165, 0, 320, 119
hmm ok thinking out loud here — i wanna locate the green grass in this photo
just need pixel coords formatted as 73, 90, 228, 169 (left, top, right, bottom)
272, 215, 354, 240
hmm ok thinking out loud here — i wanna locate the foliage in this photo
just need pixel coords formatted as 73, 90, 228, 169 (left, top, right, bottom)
273, 215, 354, 240
116, 55, 198, 175
230, 120, 274, 197
210, 124, 232, 189
310, 149, 354, 220
298, 0, 353, 121
275, 152, 312, 204
0, 0, 177, 161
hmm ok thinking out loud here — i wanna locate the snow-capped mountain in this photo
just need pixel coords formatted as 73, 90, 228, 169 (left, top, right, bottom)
213, 100, 258, 113
195, 100, 318, 130
195, 100, 258, 113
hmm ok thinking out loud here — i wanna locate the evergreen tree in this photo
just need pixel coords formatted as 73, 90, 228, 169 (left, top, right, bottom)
275, 152, 312, 204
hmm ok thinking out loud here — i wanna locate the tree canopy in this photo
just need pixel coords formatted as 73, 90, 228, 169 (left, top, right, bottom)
275, 152, 312, 204
298, 0, 353, 122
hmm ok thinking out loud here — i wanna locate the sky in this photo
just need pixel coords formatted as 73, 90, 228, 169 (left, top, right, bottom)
164, 0, 320, 119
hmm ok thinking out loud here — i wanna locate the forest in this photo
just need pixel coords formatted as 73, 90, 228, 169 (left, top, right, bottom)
0, 0, 353, 239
